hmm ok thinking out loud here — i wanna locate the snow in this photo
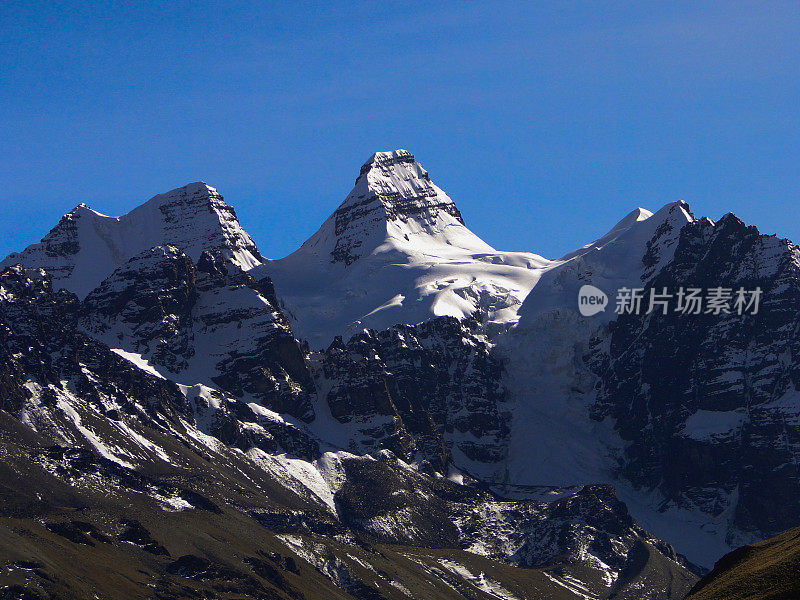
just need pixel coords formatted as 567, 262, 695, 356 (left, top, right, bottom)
437, 559, 522, 600
446, 465, 465, 485
488, 199, 747, 568
150, 491, 194, 512
543, 572, 598, 600
497, 308, 624, 486
516, 200, 694, 325
176, 385, 251, 454
680, 409, 748, 441
113, 420, 173, 464
558, 207, 653, 261
180, 418, 228, 454
110, 348, 166, 379
314, 451, 353, 498
56, 395, 134, 469
247, 448, 340, 513
251, 160, 692, 350
244, 448, 358, 515
0, 151, 757, 571
613, 481, 741, 569
28, 379, 176, 468
252, 150, 550, 348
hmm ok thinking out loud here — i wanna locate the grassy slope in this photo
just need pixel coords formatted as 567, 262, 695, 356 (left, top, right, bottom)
687, 527, 800, 600
0, 411, 587, 600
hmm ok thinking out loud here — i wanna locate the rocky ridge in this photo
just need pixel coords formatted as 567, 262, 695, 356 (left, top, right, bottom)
5, 148, 800, 597
0, 263, 696, 599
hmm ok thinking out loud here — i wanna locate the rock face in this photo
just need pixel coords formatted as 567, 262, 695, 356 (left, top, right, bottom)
0, 265, 191, 424
327, 149, 472, 266
314, 316, 509, 474
589, 213, 800, 546
331, 451, 695, 597
0, 265, 316, 464
501, 198, 800, 566
0, 261, 696, 600
80, 245, 315, 421
80, 245, 198, 373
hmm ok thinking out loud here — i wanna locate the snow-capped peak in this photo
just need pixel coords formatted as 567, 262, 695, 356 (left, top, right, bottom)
68, 202, 115, 220
559, 206, 653, 261
1, 182, 264, 298
517, 200, 696, 324
254, 150, 549, 348
292, 149, 494, 267
348, 148, 466, 226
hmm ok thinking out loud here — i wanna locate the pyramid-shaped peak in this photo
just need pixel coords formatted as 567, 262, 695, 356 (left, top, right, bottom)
158, 180, 217, 195
349, 149, 434, 199
286, 150, 491, 267
559, 200, 695, 262
343, 149, 463, 224
140, 181, 220, 208
130, 181, 263, 264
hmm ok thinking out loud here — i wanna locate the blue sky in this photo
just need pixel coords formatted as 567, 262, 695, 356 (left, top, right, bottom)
2, 1, 798, 260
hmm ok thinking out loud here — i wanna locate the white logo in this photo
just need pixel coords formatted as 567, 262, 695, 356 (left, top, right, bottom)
578, 284, 608, 316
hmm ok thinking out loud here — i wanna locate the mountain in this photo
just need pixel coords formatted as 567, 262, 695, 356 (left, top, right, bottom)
254, 150, 549, 348
79, 244, 315, 421
496, 200, 800, 567
3, 148, 800, 598
0, 260, 696, 600
0, 182, 263, 298
686, 527, 800, 600
586, 212, 800, 562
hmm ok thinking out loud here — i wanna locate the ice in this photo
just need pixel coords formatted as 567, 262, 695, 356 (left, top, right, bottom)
680, 409, 748, 441
254, 150, 550, 348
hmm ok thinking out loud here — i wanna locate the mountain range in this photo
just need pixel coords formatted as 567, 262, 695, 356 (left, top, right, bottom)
2, 149, 798, 599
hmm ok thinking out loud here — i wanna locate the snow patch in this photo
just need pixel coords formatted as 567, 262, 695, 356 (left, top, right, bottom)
110, 348, 166, 379
679, 409, 748, 441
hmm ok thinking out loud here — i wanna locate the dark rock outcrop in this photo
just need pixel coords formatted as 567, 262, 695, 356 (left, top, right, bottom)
590, 214, 800, 544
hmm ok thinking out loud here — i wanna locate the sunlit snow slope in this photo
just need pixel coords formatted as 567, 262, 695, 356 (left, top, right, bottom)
254, 150, 550, 348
